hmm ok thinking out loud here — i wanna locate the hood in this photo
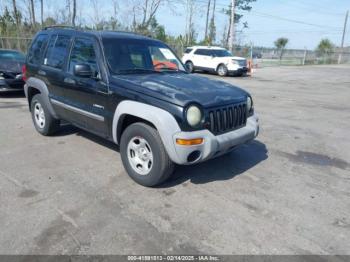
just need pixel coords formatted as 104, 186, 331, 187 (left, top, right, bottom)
220, 56, 246, 62
231, 56, 246, 60
111, 73, 248, 108
0, 60, 23, 73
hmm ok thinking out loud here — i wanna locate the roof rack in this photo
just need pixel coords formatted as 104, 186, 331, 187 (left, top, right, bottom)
44, 25, 79, 30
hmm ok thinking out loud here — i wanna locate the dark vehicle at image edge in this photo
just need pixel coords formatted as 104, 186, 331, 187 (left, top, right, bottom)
23, 27, 259, 187
0, 49, 26, 92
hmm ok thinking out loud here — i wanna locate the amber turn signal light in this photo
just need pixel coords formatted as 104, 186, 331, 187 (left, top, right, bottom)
176, 138, 204, 146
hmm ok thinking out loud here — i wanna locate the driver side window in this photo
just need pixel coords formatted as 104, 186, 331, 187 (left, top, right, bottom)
69, 37, 98, 75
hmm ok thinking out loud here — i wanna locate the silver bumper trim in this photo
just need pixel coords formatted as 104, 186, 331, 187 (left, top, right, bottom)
169, 114, 259, 165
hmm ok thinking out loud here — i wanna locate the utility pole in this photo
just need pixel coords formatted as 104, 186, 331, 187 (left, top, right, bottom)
302, 47, 307, 66
204, 0, 211, 40
185, 0, 189, 45
72, 0, 76, 26
228, 0, 235, 52
338, 10, 349, 64
40, 0, 43, 28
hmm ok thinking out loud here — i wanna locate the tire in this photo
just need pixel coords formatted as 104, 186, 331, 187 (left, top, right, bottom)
120, 122, 175, 187
30, 94, 60, 136
185, 61, 194, 73
217, 64, 228, 76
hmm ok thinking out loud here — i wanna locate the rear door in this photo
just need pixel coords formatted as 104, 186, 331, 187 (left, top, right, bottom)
26, 33, 50, 82
59, 36, 109, 137
40, 34, 72, 117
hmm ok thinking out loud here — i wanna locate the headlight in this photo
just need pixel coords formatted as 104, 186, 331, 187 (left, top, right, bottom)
231, 60, 239, 65
186, 105, 202, 127
247, 96, 253, 113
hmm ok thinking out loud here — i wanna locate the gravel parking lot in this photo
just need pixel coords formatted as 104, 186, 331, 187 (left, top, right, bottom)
0, 65, 349, 255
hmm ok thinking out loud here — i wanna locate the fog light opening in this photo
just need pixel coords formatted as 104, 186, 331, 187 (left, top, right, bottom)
187, 150, 201, 163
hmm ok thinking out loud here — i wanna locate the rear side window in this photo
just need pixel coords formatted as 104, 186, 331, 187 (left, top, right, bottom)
194, 49, 209, 56
44, 35, 71, 69
184, 48, 192, 54
27, 34, 49, 65
69, 37, 98, 74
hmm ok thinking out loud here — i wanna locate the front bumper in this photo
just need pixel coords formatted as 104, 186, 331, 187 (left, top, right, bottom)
228, 67, 248, 75
171, 114, 259, 165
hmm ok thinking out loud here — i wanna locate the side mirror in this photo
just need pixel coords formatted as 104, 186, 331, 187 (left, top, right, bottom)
74, 64, 93, 78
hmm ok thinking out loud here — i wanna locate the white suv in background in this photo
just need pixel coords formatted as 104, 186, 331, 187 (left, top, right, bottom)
182, 46, 248, 77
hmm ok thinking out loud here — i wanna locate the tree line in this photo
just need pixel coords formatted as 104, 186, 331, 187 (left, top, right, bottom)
0, 0, 256, 49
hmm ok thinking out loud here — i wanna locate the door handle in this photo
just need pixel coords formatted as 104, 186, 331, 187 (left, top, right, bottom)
38, 70, 46, 76
64, 77, 76, 85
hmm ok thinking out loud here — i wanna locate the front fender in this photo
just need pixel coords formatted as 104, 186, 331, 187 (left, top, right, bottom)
112, 100, 181, 163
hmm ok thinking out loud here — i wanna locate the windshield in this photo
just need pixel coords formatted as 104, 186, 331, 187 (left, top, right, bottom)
212, 49, 233, 57
102, 38, 185, 74
0, 50, 25, 62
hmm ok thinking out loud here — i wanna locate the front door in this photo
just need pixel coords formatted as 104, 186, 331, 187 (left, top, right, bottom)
57, 36, 109, 137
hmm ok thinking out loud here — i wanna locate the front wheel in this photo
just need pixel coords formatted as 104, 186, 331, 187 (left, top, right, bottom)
185, 61, 194, 73
217, 64, 228, 76
120, 122, 175, 187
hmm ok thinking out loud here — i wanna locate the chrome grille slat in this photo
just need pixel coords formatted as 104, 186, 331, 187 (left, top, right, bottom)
207, 102, 247, 135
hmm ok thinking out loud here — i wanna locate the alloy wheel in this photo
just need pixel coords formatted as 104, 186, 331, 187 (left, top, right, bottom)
127, 136, 153, 175
34, 102, 45, 129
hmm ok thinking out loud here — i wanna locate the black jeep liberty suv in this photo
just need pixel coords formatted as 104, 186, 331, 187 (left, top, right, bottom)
23, 26, 259, 187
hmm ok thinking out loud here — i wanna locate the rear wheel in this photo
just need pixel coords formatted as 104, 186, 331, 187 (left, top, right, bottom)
217, 64, 228, 76
30, 94, 60, 135
120, 122, 175, 187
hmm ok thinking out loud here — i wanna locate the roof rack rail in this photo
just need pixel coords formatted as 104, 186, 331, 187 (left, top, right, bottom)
44, 25, 78, 30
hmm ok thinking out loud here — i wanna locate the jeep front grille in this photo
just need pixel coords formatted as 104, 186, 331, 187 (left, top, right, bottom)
207, 102, 247, 135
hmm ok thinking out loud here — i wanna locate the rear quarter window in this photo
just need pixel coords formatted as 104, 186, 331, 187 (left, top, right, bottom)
27, 34, 49, 65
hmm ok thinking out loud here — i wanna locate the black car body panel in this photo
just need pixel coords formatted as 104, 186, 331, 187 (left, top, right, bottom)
111, 73, 248, 108
0, 50, 25, 92
0, 60, 23, 72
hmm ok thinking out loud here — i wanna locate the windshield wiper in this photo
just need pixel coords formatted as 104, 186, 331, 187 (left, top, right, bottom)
158, 67, 186, 73
118, 68, 161, 74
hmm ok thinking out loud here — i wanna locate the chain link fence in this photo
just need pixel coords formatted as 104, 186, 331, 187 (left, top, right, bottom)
0, 37, 33, 53
247, 47, 350, 67
168, 42, 350, 67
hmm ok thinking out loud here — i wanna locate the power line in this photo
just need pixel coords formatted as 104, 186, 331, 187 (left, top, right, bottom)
238, 10, 343, 30
278, 0, 344, 16
193, 0, 343, 29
